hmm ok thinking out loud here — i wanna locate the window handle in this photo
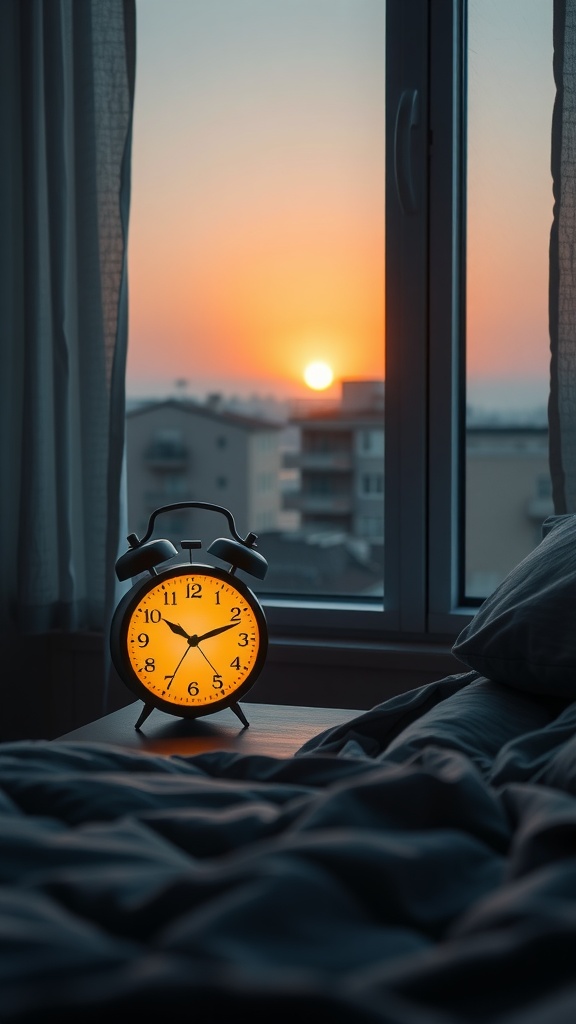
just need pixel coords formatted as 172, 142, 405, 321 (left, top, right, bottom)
394, 89, 419, 215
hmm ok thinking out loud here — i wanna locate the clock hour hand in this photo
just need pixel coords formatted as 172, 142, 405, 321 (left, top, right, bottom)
163, 619, 192, 641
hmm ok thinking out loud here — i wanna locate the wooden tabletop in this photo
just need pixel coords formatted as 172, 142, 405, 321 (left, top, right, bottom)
58, 701, 360, 759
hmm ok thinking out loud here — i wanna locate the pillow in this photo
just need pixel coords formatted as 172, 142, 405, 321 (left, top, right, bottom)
452, 514, 576, 697
383, 676, 558, 774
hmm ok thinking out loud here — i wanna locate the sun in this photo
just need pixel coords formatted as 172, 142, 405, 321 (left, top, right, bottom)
303, 360, 334, 391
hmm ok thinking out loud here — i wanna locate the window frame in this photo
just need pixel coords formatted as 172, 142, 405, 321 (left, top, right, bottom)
264, 0, 473, 647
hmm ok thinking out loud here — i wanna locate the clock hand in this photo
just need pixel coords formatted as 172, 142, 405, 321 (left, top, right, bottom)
165, 645, 192, 689
196, 645, 221, 676
195, 622, 237, 643
164, 620, 236, 647
163, 619, 192, 641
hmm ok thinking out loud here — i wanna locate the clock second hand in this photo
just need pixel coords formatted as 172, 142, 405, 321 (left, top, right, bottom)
196, 644, 221, 677
165, 645, 192, 690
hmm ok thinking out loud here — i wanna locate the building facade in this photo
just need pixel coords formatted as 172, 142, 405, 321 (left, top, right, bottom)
465, 423, 552, 598
124, 390, 553, 604
283, 380, 385, 544
125, 399, 282, 553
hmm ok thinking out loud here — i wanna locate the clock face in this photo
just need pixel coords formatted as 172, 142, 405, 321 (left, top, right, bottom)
111, 564, 267, 718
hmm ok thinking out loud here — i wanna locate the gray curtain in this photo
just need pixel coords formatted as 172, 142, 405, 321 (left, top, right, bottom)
0, 1, 135, 637
550, 0, 576, 512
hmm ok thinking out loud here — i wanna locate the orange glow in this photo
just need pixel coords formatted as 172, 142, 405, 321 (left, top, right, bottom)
126, 2, 386, 399
127, 184, 385, 396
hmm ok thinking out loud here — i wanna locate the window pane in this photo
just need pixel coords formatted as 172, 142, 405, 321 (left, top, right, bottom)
465, 0, 554, 600
128, 0, 385, 601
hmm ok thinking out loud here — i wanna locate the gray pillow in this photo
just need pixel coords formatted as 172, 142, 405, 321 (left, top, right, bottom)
452, 514, 576, 697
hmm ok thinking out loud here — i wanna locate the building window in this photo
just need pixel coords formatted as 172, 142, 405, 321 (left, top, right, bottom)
360, 473, 383, 496
358, 429, 384, 456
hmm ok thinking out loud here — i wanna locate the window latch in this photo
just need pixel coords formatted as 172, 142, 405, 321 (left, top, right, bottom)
394, 89, 419, 216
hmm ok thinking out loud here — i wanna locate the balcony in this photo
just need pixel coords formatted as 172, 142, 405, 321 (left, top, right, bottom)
144, 442, 189, 471
283, 492, 353, 514
283, 451, 353, 471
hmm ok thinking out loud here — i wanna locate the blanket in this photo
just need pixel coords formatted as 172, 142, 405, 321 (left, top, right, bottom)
2, 669, 576, 1022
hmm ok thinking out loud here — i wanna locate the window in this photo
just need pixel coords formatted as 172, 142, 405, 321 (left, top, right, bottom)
360, 473, 383, 496
128, 1, 553, 650
464, 0, 553, 602
359, 429, 384, 456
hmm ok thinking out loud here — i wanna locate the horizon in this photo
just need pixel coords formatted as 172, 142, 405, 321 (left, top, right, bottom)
126, 371, 549, 423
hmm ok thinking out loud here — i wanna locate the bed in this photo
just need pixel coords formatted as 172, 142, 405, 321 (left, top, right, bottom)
3, 514, 576, 1022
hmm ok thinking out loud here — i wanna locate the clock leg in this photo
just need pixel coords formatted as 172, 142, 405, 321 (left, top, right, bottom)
134, 703, 155, 730
231, 702, 250, 728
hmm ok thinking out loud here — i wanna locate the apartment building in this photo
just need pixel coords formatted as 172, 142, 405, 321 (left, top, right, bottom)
283, 380, 385, 543
124, 388, 553, 604
282, 383, 552, 601
465, 422, 553, 598
125, 398, 282, 551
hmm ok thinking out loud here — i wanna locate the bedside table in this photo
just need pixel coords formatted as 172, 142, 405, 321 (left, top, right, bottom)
58, 701, 360, 759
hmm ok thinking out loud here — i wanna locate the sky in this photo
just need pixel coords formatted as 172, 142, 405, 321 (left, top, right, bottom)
127, 0, 554, 413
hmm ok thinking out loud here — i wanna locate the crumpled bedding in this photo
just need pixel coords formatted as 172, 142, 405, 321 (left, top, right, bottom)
3, 669, 576, 1022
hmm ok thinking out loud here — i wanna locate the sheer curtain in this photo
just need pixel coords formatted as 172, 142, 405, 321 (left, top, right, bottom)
550, 0, 576, 512
0, 2, 134, 666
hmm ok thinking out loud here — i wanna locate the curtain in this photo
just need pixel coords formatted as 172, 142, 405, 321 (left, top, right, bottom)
550, 0, 576, 512
0, 1, 135, 640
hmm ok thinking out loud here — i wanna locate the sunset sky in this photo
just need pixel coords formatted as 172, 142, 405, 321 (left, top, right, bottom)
127, 0, 554, 412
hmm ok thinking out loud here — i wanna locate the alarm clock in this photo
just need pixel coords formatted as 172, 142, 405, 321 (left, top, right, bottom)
110, 500, 268, 730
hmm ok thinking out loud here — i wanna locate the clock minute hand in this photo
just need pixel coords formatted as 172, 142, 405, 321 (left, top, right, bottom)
163, 619, 193, 641
196, 622, 237, 643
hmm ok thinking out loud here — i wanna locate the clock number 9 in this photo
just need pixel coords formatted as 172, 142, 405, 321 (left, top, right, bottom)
137, 633, 149, 647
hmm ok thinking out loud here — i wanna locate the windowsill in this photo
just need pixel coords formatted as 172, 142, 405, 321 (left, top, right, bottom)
5, 629, 468, 739
246, 633, 465, 711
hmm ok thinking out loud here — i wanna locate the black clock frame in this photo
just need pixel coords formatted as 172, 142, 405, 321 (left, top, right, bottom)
110, 501, 269, 729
